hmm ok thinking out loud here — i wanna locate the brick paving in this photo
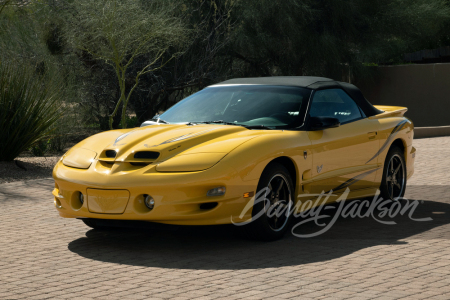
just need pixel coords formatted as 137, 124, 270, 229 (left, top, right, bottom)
0, 137, 449, 299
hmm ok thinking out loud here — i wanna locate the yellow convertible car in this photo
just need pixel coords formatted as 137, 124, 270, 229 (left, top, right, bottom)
52, 76, 415, 240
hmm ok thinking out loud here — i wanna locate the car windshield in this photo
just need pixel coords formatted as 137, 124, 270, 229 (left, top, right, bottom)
158, 85, 311, 129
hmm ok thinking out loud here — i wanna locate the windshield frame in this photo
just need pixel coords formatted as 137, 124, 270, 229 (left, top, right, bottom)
158, 84, 314, 130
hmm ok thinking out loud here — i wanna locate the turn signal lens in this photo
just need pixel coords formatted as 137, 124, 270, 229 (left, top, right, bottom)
207, 187, 226, 197
243, 191, 255, 198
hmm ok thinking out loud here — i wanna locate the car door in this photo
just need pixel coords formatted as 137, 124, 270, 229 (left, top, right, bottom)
303, 88, 380, 199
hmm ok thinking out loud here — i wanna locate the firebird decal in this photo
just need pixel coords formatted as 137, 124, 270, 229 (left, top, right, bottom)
366, 120, 408, 164
113, 130, 136, 146
168, 145, 181, 152
144, 128, 219, 148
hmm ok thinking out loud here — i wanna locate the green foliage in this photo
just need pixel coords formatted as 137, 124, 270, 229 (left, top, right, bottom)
30, 139, 50, 157
47, 129, 73, 153
63, 0, 189, 129
44, 22, 65, 55
0, 63, 62, 161
0, 1, 53, 68
231, 0, 450, 79
118, 116, 139, 129
129, 0, 235, 123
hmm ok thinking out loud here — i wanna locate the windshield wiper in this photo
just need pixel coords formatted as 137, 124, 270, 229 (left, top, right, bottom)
192, 120, 244, 126
242, 125, 274, 130
188, 120, 274, 130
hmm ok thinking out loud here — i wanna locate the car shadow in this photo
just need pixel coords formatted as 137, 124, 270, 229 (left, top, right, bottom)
68, 186, 450, 270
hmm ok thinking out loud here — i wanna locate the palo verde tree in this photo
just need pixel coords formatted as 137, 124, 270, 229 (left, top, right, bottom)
64, 0, 188, 129
128, 0, 236, 123
0, 0, 53, 66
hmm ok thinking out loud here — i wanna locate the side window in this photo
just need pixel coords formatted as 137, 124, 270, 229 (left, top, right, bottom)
309, 89, 363, 124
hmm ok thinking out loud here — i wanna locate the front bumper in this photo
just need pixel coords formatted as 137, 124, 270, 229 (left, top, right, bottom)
52, 159, 257, 225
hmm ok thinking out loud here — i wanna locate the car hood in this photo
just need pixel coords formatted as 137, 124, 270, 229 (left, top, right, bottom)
71, 124, 260, 164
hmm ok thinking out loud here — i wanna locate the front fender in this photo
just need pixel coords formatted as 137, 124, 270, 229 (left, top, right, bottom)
217, 130, 311, 182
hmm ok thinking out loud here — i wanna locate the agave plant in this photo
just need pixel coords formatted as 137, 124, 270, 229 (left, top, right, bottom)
0, 63, 62, 161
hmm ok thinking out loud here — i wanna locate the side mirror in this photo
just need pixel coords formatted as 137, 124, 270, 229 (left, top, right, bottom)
309, 116, 340, 131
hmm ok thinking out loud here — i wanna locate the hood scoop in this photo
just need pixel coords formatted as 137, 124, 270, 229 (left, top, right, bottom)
134, 151, 160, 160
96, 150, 161, 172
98, 124, 248, 170
105, 150, 117, 158
99, 149, 160, 163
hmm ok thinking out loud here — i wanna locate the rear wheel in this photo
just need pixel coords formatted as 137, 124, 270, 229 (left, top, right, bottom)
242, 163, 294, 241
380, 146, 406, 200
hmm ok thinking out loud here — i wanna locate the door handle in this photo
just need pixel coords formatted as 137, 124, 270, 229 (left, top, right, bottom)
367, 131, 377, 139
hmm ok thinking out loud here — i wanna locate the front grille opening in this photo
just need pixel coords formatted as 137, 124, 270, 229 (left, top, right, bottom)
134, 151, 160, 159
105, 150, 117, 158
199, 202, 218, 210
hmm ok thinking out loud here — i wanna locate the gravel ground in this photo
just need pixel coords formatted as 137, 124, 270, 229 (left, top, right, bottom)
0, 156, 61, 184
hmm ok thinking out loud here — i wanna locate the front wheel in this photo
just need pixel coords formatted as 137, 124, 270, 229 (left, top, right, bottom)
380, 146, 407, 200
241, 163, 294, 241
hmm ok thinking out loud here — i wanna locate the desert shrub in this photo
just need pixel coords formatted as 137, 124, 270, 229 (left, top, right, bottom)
0, 63, 62, 161
48, 135, 68, 153
30, 139, 50, 157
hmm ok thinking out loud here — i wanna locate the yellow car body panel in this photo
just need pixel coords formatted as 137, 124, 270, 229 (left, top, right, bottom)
53, 103, 414, 225
52, 73, 414, 228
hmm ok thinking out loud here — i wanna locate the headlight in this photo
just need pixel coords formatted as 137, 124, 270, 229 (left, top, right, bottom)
62, 148, 97, 169
155, 153, 227, 172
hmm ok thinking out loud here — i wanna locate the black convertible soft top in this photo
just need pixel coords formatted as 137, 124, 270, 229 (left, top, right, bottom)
211, 76, 382, 117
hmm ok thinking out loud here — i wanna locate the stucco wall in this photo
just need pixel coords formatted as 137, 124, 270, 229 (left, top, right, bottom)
356, 63, 450, 127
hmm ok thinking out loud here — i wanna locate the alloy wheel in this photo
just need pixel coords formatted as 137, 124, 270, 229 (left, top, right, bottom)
386, 153, 405, 200
264, 174, 293, 232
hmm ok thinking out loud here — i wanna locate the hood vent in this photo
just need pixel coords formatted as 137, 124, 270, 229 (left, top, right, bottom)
105, 150, 117, 158
134, 151, 160, 160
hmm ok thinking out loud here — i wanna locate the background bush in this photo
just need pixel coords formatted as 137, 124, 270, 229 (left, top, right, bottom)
0, 63, 62, 161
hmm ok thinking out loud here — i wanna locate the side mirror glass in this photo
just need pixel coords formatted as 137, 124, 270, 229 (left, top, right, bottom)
309, 116, 340, 131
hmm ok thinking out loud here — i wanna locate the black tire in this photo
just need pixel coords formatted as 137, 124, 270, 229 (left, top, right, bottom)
241, 163, 295, 241
82, 218, 114, 230
380, 146, 407, 201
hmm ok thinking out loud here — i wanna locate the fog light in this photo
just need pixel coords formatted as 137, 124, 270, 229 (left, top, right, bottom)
79, 193, 84, 204
144, 194, 155, 210
207, 186, 226, 197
